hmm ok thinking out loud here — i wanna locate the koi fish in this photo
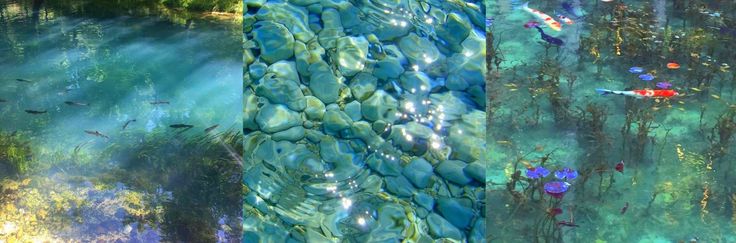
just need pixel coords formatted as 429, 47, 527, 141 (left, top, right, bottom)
0, 99, 7, 102
535, 26, 564, 45
24, 109, 47, 114
84, 130, 109, 139
615, 160, 624, 173
557, 14, 574, 25
596, 88, 679, 98
122, 119, 136, 130
556, 221, 579, 227
621, 202, 629, 214
16, 78, 32, 83
522, 2, 562, 31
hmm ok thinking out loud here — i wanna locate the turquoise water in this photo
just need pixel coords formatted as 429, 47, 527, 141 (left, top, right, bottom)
0, 1, 241, 241
243, 0, 486, 241
488, 1, 736, 242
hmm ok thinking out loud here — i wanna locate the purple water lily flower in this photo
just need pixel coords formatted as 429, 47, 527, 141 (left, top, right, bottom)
544, 181, 571, 199
656, 81, 672, 89
554, 167, 578, 180
526, 166, 550, 179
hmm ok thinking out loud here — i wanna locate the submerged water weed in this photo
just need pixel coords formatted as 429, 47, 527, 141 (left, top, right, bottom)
0, 132, 33, 176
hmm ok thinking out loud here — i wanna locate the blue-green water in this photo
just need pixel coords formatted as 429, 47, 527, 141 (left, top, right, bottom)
243, 0, 487, 242
0, 1, 241, 241
488, 0, 736, 242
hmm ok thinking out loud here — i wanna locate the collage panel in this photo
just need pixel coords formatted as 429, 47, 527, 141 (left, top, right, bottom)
0, 0, 242, 241
488, 0, 736, 242
243, 0, 487, 242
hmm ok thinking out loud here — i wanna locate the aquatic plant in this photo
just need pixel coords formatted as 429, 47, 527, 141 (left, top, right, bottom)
0, 131, 34, 177
534, 59, 572, 126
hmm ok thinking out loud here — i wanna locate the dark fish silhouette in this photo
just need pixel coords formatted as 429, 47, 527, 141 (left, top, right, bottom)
0, 99, 7, 102
204, 124, 219, 133
24, 109, 47, 114
535, 26, 563, 46
122, 119, 137, 130
169, 124, 194, 129
150, 100, 170, 105
84, 130, 109, 139
16, 78, 32, 83
64, 101, 89, 106
561, 2, 583, 17
621, 202, 629, 214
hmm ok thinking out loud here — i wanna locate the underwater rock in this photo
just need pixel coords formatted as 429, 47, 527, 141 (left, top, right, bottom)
322, 109, 353, 135
436, 12, 471, 53
446, 128, 483, 162
249, 61, 268, 80
346, 121, 383, 148
413, 192, 435, 211
389, 122, 434, 154
399, 71, 432, 95
373, 58, 404, 81
366, 153, 401, 176
244, 89, 260, 131
361, 90, 398, 122
463, 161, 484, 183
304, 96, 326, 120
245, 192, 270, 214
336, 36, 369, 77
369, 203, 408, 241
338, 4, 363, 32
266, 60, 300, 83
305, 129, 325, 143
255, 2, 315, 42
446, 29, 485, 91
466, 85, 485, 109
426, 213, 463, 240
256, 103, 302, 133
318, 8, 345, 49
349, 72, 378, 101
436, 197, 474, 229
373, 16, 412, 41
384, 175, 415, 197
398, 33, 441, 66
271, 126, 306, 142
252, 21, 295, 64
435, 160, 472, 185
294, 41, 325, 77
319, 137, 363, 182
308, 61, 341, 104
288, 0, 320, 6
255, 74, 306, 111
344, 101, 362, 121
468, 216, 485, 243
402, 157, 434, 188
429, 91, 469, 121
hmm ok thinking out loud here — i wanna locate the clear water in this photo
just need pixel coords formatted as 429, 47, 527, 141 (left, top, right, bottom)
243, 0, 486, 241
0, 1, 241, 241
488, 0, 736, 242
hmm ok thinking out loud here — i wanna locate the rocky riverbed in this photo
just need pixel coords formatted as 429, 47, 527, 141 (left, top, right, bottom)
243, 0, 486, 241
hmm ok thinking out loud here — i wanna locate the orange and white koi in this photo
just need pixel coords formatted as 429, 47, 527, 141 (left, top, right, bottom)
557, 14, 574, 25
522, 2, 562, 31
596, 88, 679, 98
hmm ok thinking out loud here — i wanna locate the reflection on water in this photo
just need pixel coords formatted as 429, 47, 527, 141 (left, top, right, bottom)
0, 1, 241, 241
488, 1, 736, 242
244, 0, 486, 242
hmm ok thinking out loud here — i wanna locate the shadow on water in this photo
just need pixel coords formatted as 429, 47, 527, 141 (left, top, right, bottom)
0, 0, 242, 241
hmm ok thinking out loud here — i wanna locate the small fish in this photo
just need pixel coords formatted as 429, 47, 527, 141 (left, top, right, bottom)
523, 20, 540, 28
169, 124, 194, 129
522, 3, 562, 31
690, 87, 702, 92
122, 119, 137, 130
485, 17, 494, 27
16, 78, 32, 83
656, 81, 672, 89
24, 109, 47, 114
667, 61, 680, 69
711, 94, 721, 100
601, 0, 613, 2
629, 67, 644, 73
84, 130, 109, 139
615, 160, 624, 173
150, 100, 170, 105
534, 26, 564, 46
556, 221, 579, 227
0, 98, 7, 102
556, 14, 574, 25
638, 74, 655, 81
621, 202, 629, 214
64, 101, 89, 106
597, 88, 679, 99
204, 124, 219, 133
